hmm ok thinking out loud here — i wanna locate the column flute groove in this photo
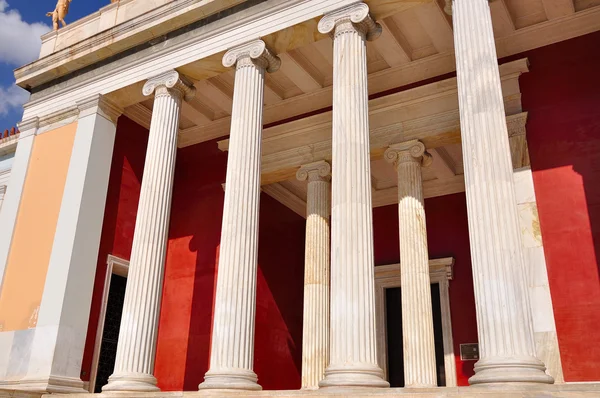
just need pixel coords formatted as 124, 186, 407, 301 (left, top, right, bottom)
200, 40, 280, 391
103, 70, 195, 392
318, 2, 388, 389
449, 0, 553, 385
297, 161, 331, 389
385, 140, 437, 388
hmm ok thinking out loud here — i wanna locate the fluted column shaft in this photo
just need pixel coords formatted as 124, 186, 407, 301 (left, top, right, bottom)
385, 140, 437, 387
451, 0, 553, 385
297, 162, 331, 389
104, 71, 195, 392
200, 40, 280, 391
318, 3, 388, 389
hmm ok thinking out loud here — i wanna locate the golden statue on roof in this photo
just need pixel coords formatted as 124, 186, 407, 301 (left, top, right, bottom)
46, 0, 73, 31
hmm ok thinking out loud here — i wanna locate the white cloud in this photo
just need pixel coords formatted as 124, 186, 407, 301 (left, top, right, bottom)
0, 1, 50, 66
0, 83, 29, 116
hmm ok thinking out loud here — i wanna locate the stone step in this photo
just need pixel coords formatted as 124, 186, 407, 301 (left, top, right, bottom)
2, 383, 598, 398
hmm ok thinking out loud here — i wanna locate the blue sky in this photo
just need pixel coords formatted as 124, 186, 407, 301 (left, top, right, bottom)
0, 0, 106, 130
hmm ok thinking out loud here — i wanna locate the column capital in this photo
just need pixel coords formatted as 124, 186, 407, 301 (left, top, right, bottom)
384, 140, 432, 168
296, 161, 331, 183
143, 70, 196, 101
444, 0, 492, 15
318, 2, 381, 41
222, 40, 281, 73
77, 94, 123, 124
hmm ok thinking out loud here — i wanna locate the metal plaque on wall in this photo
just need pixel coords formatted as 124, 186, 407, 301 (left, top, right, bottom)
460, 343, 479, 361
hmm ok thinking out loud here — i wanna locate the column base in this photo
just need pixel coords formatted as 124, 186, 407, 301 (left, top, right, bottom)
0, 375, 88, 394
102, 373, 160, 392
199, 368, 262, 391
319, 363, 389, 388
469, 357, 555, 385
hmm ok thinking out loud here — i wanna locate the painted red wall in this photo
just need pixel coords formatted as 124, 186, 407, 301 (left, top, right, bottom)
81, 117, 148, 381
514, 31, 600, 382
373, 192, 478, 386
153, 140, 305, 391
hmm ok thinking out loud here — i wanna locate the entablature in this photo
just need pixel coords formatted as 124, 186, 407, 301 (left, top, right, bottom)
18, 0, 600, 126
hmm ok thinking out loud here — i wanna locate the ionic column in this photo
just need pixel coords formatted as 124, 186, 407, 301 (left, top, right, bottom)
296, 161, 331, 389
318, 3, 388, 389
384, 140, 437, 387
199, 40, 280, 391
449, 0, 553, 385
103, 70, 195, 392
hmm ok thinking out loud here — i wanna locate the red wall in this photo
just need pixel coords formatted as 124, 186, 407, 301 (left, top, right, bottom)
82, 123, 305, 390
373, 193, 478, 386
81, 117, 148, 381
514, 31, 600, 382
153, 140, 306, 391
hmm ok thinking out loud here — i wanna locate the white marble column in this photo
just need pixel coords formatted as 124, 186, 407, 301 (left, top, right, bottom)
199, 40, 280, 391
296, 161, 331, 389
318, 3, 388, 389
103, 70, 195, 392
384, 140, 437, 387
449, 0, 553, 385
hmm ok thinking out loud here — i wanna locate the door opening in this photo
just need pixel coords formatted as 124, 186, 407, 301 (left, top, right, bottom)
385, 283, 446, 387
89, 255, 129, 393
94, 274, 126, 392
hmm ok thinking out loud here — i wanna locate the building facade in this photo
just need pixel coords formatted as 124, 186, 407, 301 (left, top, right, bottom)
0, 0, 599, 396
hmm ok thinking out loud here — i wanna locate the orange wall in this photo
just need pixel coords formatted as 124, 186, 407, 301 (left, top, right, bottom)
0, 123, 77, 332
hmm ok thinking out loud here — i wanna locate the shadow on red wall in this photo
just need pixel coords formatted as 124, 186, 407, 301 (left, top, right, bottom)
504, 31, 600, 382
373, 192, 478, 386
83, 122, 305, 391
154, 140, 305, 391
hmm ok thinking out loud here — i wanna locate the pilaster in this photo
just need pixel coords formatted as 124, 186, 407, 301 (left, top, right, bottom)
0, 96, 123, 394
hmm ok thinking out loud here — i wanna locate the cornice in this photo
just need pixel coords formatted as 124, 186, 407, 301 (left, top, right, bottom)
17, 118, 40, 139
77, 94, 124, 124
35, 107, 81, 136
222, 40, 281, 73
17, 94, 124, 139
15, 0, 251, 90
23, 0, 358, 121
318, 2, 381, 41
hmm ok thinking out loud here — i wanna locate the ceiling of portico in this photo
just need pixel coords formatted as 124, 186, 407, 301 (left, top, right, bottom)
108, 0, 598, 214
116, 0, 600, 142
216, 58, 529, 216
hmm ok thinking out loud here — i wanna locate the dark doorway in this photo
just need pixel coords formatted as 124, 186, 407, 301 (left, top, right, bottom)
94, 274, 127, 392
385, 283, 446, 387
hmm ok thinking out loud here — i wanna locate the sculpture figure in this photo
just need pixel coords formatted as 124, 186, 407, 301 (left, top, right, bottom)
46, 0, 72, 31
